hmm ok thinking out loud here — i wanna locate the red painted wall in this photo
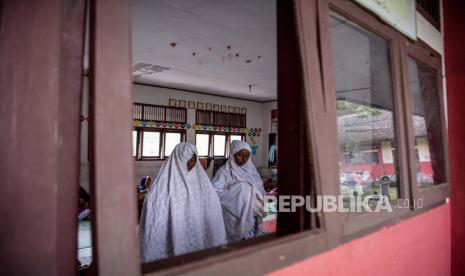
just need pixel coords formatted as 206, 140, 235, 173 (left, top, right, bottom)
341, 162, 431, 179
444, 1, 465, 275
269, 204, 451, 276
419, 162, 433, 176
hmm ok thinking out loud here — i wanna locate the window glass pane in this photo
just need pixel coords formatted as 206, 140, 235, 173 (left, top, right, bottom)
142, 131, 160, 157
165, 132, 182, 157
330, 13, 399, 207
230, 135, 243, 142
196, 133, 210, 156
407, 58, 445, 187
132, 130, 138, 157
213, 135, 226, 156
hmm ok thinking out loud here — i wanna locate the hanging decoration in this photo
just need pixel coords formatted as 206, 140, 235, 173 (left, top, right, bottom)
133, 120, 191, 130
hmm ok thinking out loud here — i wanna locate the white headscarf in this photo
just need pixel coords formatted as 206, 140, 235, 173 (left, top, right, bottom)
213, 140, 265, 194
212, 140, 265, 242
139, 142, 227, 262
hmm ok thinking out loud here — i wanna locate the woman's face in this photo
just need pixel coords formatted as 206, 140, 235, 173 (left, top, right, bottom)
187, 154, 197, 171
234, 149, 250, 167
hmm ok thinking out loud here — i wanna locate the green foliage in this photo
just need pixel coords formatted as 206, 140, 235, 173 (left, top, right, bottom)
336, 100, 382, 118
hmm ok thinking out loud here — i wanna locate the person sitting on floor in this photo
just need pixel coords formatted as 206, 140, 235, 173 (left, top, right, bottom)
136, 176, 153, 219
78, 187, 91, 221
138, 142, 227, 262
212, 140, 266, 242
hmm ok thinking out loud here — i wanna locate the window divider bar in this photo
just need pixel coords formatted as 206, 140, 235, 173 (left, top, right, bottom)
89, 0, 140, 273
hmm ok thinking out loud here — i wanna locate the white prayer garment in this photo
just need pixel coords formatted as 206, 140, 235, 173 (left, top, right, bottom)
212, 140, 266, 242
139, 142, 227, 262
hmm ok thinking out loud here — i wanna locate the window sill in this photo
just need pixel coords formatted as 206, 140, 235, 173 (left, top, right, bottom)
142, 230, 328, 275
135, 158, 166, 161
340, 198, 448, 242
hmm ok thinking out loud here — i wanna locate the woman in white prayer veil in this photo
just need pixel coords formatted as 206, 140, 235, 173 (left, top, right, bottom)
139, 142, 227, 263
212, 140, 266, 242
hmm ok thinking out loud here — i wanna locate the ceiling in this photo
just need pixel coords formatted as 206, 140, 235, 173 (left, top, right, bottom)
132, 0, 277, 101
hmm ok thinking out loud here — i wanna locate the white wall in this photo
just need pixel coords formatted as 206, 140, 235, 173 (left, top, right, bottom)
381, 141, 394, 164
79, 78, 274, 189
416, 137, 431, 162
132, 84, 271, 181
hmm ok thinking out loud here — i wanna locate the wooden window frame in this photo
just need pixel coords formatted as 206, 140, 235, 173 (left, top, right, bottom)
6, 1, 449, 273
0, 1, 87, 274
141, 0, 331, 273
416, 0, 441, 31
89, 0, 140, 274
315, 0, 449, 240
195, 131, 246, 158
400, 39, 450, 206
317, 0, 413, 238
134, 128, 186, 161
86, 0, 450, 275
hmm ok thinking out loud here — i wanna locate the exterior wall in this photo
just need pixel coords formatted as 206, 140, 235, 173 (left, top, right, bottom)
417, 137, 431, 162
340, 142, 396, 178
340, 136, 434, 179
381, 141, 394, 163
443, 1, 465, 275
270, 204, 451, 276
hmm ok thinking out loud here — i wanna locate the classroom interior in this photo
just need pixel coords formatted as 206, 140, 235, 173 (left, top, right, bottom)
77, 0, 278, 269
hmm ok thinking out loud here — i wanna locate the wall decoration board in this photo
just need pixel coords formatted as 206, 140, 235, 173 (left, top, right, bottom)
213, 104, 219, 111
134, 120, 191, 130
271, 109, 278, 133
169, 99, 177, 107
188, 101, 195, 109
205, 103, 212, 111
197, 102, 204, 110
178, 100, 186, 108
192, 124, 247, 133
220, 105, 227, 112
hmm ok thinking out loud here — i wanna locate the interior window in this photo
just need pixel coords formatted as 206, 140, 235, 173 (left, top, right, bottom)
230, 134, 243, 142
130, 0, 278, 268
213, 134, 226, 157
142, 131, 161, 157
196, 133, 210, 157
164, 132, 182, 156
